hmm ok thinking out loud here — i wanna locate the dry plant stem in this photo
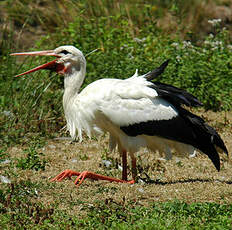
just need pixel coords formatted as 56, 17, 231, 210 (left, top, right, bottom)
50, 169, 135, 186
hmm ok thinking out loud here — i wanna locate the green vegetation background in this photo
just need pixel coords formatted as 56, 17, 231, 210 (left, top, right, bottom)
1, 0, 232, 146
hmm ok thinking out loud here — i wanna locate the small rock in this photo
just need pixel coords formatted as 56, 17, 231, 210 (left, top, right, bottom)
1, 159, 11, 164
137, 188, 144, 193
138, 179, 145, 184
71, 158, 78, 163
102, 160, 112, 168
175, 157, 181, 163
189, 150, 197, 158
48, 145, 56, 149
2, 110, 14, 119
0, 175, 11, 184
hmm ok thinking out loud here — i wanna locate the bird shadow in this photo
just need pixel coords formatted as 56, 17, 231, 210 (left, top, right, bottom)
138, 176, 232, 185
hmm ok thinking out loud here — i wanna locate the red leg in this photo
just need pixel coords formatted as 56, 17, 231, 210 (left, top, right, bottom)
131, 156, 137, 182
50, 169, 135, 186
122, 150, 127, 181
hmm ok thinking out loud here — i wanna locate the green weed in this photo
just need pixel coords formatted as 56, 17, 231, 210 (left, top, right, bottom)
16, 145, 47, 171
0, 148, 9, 163
0, 181, 54, 229
1, 188, 232, 230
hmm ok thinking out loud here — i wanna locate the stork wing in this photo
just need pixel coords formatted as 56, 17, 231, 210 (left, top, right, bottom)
81, 78, 179, 127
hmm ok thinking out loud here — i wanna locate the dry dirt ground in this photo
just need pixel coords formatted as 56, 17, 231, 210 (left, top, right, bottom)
6, 110, 232, 216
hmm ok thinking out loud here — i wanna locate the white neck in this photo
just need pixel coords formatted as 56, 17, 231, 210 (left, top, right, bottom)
63, 59, 86, 110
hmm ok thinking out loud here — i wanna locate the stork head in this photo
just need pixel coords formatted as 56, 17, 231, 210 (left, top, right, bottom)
11, 45, 86, 77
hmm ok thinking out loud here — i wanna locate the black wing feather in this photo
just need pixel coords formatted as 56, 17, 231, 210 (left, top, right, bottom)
150, 82, 203, 107
144, 60, 170, 81
121, 107, 228, 171
179, 107, 228, 171
122, 60, 228, 171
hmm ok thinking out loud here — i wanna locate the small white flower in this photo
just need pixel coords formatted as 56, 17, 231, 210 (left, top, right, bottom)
204, 40, 223, 49
214, 41, 222, 46
211, 47, 217, 51
209, 33, 214, 38
133, 37, 146, 43
202, 49, 207, 53
128, 53, 134, 59
208, 18, 222, 26
204, 40, 210, 45
120, 44, 129, 50
171, 42, 179, 48
183, 41, 192, 48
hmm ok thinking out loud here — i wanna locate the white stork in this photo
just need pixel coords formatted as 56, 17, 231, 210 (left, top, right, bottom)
11, 45, 228, 185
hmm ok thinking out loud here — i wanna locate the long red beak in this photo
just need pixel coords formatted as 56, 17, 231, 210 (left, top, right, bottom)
11, 50, 63, 77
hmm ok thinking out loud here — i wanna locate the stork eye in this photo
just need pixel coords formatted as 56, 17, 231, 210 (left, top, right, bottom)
59, 50, 70, 55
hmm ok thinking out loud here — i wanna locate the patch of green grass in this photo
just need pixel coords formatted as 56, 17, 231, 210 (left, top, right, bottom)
79, 153, 89, 161
0, 180, 54, 229
81, 200, 232, 229
0, 148, 9, 163
16, 145, 47, 171
1, 185, 232, 230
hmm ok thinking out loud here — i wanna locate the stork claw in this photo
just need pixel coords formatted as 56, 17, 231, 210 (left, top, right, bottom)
50, 169, 81, 182
50, 169, 135, 185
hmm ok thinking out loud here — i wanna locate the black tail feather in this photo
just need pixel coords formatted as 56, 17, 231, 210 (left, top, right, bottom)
144, 60, 169, 81
201, 144, 221, 171
204, 123, 228, 155
179, 107, 228, 171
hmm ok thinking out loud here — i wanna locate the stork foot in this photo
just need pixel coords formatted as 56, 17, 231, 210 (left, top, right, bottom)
50, 169, 81, 182
51, 169, 135, 186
